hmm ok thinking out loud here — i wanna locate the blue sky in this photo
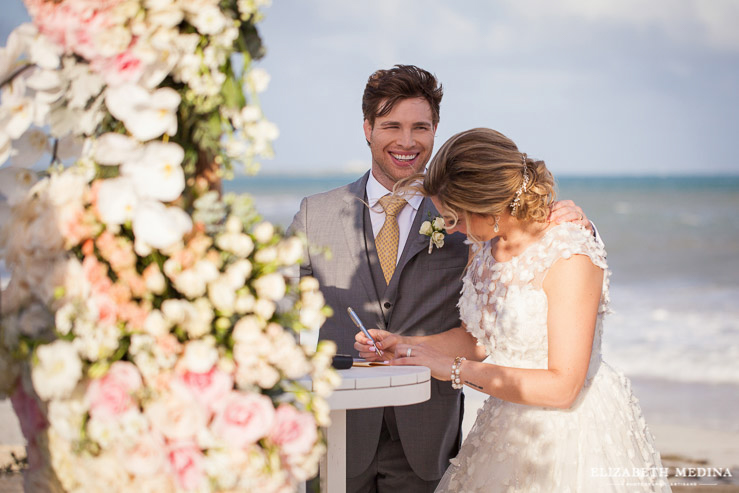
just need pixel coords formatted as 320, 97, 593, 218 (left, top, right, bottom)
3, 0, 739, 176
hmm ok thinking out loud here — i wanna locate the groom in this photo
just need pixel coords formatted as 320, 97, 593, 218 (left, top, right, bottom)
289, 64, 590, 492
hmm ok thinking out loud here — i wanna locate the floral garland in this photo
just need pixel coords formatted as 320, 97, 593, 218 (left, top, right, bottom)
0, 1, 339, 492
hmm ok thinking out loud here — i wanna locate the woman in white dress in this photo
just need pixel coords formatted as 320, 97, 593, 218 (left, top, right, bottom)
355, 128, 671, 492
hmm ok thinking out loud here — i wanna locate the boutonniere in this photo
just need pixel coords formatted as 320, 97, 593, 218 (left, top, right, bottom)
419, 214, 446, 253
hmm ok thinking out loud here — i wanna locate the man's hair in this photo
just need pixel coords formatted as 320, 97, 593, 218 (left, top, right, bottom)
361, 64, 443, 127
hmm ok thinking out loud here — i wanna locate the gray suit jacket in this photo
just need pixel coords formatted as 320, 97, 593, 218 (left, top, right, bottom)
289, 172, 469, 480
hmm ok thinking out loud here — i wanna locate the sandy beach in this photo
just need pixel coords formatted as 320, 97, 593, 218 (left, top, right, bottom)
2, 377, 737, 491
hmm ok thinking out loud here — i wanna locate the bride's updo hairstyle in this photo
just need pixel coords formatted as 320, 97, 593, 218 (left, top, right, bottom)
420, 128, 556, 226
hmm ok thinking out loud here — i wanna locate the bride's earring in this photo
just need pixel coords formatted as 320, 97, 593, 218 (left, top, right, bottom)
493, 215, 500, 233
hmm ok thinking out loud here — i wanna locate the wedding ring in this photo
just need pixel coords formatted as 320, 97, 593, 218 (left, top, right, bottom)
406, 347, 412, 358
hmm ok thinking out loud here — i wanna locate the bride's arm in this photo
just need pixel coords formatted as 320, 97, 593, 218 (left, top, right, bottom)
392, 253, 603, 409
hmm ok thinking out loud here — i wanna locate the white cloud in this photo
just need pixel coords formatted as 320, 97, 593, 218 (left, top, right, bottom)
507, 0, 739, 52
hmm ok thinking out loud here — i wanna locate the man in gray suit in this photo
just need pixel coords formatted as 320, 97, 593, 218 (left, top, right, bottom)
289, 65, 589, 492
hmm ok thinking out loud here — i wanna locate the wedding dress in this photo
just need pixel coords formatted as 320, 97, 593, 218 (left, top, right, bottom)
436, 223, 671, 492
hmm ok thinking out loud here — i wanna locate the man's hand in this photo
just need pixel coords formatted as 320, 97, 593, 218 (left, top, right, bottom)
549, 200, 592, 233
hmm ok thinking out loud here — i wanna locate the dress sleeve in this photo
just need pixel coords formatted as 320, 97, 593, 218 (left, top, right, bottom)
536, 223, 612, 315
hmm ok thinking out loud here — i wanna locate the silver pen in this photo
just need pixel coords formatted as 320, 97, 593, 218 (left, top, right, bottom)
347, 307, 384, 358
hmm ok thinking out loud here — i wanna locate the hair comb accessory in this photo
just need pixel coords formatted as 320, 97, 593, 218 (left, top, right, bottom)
509, 153, 530, 216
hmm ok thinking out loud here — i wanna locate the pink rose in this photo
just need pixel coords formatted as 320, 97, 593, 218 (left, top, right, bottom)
86, 361, 142, 419
146, 393, 207, 441
211, 391, 274, 448
93, 49, 144, 87
270, 404, 317, 457
167, 440, 205, 491
175, 366, 233, 416
123, 432, 166, 478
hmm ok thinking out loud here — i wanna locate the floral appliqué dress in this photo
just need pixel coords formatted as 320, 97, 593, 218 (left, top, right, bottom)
436, 224, 671, 493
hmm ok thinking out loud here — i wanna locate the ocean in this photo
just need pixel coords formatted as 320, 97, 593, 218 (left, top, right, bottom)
226, 173, 739, 386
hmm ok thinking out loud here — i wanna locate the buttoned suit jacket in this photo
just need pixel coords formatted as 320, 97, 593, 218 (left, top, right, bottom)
288, 171, 469, 480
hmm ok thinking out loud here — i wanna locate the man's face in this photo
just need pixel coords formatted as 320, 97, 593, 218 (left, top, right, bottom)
363, 97, 436, 190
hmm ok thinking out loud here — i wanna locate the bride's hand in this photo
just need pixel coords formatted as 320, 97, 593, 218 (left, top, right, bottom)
391, 343, 455, 383
354, 329, 404, 361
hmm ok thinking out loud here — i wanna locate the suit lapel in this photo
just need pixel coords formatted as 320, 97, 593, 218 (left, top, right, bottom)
340, 172, 381, 309
397, 197, 438, 272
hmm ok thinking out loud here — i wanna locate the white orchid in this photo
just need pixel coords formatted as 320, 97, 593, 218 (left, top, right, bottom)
96, 176, 139, 225
0, 166, 38, 204
132, 199, 192, 251
121, 141, 185, 202
0, 131, 14, 165
12, 128, 50, 167
0, 76, 34, 139
93, 133, 143, 165
25, 68, 65, 106
105, 84, 180, 141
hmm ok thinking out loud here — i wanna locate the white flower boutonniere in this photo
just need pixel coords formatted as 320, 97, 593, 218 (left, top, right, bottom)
420, 215, 446, 253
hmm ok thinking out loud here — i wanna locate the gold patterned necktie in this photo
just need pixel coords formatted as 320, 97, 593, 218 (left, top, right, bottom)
376, 195, 408, 285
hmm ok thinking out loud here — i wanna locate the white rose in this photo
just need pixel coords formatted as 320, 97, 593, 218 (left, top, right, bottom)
195, 259, 220, 283
276, 236, 303, 265
234, 292, 256, 314
144, 265, 167, 294
225, 215, 243, 234
433, 217, 446, 230
431, 231, 445, 249
55, 302, 77, 336
188, 5, 227, 35
161, 299, 187, 325
254, 246, 277, 264
254, 360, 280, 389
173, 268, 207, 298
184, 298, 214, 338
87, 415, 124, 449
224, 260, 252, 289
216, 232, 254, 258
232, 315, 264, 344
208, 278, 236, 314
183, 338, 218, 373
301, 290, 325, 311
252, 221, 274, 244
48, 397, 87, 442
143, 310, 170, 336
253, 299, 275, 320
146, 394, 207, 441
419, 221, 432, 236
299, 276, 320, 292
300, 308, 325, 331
31, 340, 83, 400
253, 273, 285, 302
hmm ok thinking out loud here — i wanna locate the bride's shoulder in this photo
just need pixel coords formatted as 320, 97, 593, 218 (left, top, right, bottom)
538, 223, 607, 269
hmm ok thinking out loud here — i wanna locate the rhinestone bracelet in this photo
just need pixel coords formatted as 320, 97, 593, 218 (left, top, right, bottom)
451, 356, 466, 389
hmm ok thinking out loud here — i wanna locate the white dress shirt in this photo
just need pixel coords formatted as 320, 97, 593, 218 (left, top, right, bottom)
366, 172, 424, 266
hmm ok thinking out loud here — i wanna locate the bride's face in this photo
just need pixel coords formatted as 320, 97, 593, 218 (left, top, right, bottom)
431, 196, 496, 241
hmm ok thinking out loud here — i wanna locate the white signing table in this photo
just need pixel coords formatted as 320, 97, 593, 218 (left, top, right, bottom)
300, 365, 431, 492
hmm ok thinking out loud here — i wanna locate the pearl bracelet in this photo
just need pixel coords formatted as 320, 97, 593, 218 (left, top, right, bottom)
451, 356, 466, 389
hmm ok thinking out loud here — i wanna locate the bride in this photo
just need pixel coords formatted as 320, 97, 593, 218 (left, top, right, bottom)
355, 128, 671, 492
